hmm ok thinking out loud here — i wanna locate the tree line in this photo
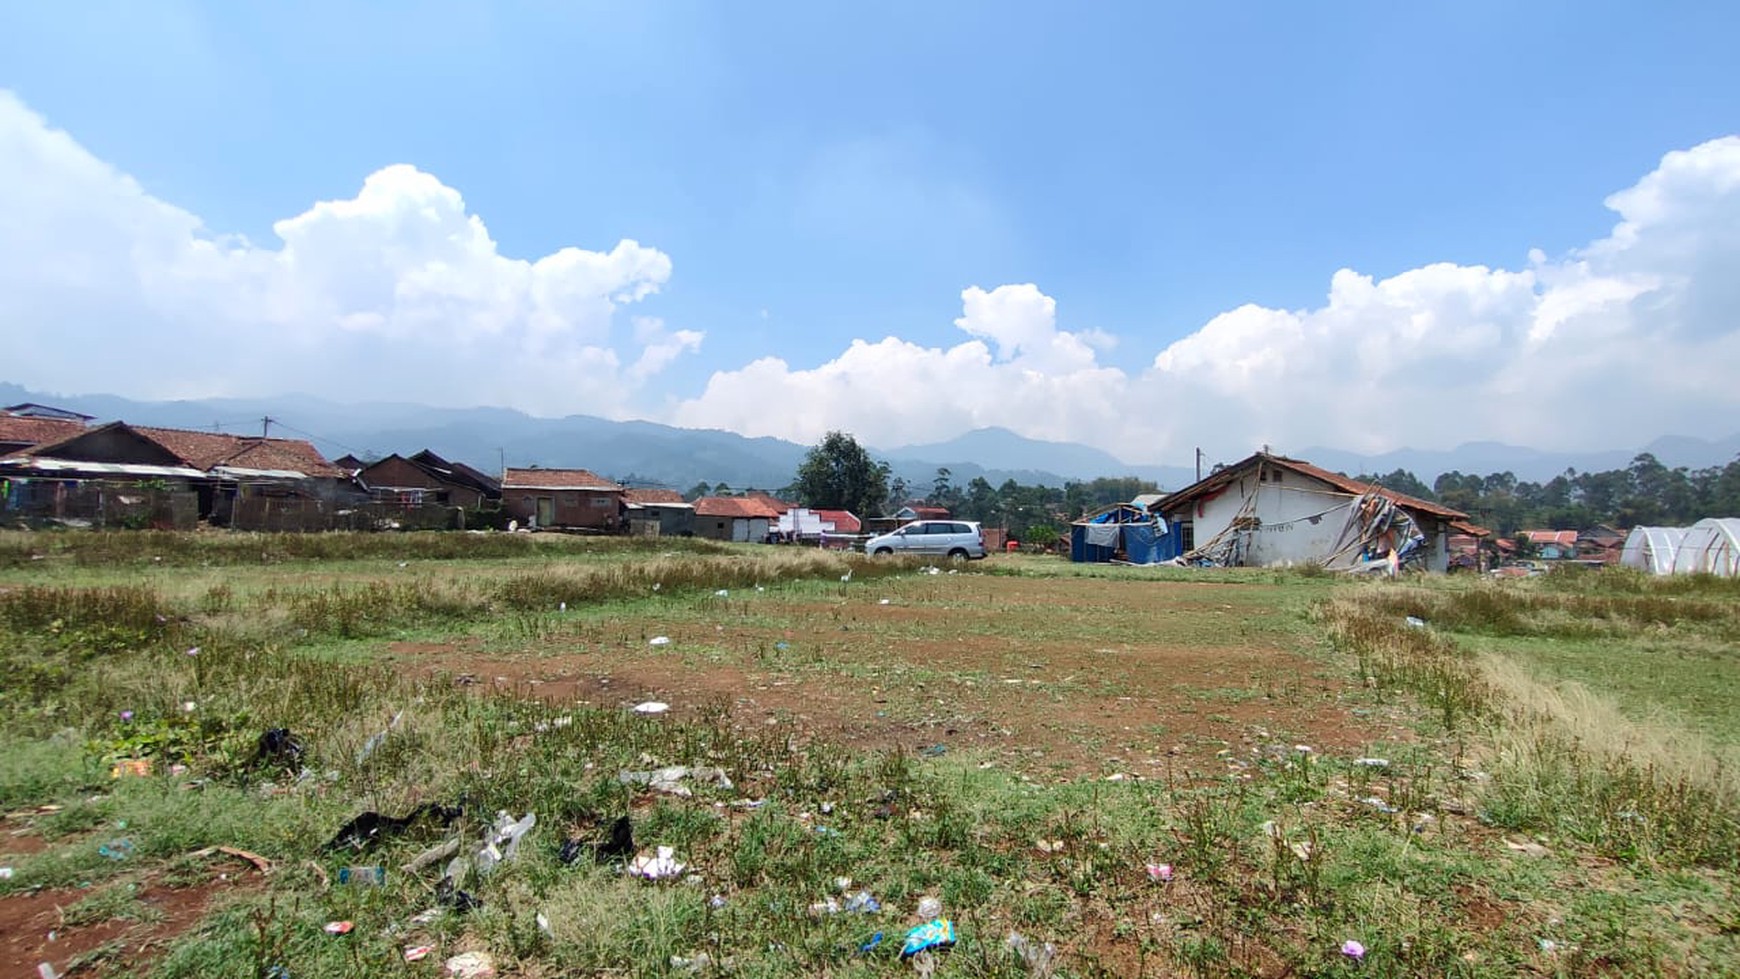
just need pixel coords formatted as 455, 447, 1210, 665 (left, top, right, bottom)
1356, 452, 1740, 535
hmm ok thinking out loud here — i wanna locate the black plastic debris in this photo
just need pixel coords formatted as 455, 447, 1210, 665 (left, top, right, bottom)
559, 814, 634, 866
253, 728, 304, 767
436, 877, 482, 914
324, 803, 462, 853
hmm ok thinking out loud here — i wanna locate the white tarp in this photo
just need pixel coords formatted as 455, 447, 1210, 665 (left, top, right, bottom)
1621, 526, 1687, 575
1671, 518, 1740, 577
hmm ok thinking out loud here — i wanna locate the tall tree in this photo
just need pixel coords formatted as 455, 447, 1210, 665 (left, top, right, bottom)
791, 431, 890, 517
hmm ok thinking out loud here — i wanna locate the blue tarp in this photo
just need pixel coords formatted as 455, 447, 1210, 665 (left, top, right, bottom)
1070, 505, 1179, 564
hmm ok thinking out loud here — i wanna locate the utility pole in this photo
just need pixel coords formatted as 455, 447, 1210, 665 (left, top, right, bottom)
260, 416, 275, 438
497, 447, 506, 480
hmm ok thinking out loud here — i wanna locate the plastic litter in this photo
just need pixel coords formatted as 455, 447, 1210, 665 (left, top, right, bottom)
98, 838, 135, 861
900, 918, 956, 958
325, 803, 462, 852
356, 709, 405, 764
444, 951, 498, 978
649, 636, 672, 646
1145, 862, 1174, 882
338, 865, 386, 885
1404, 616, 1426, 628
440, 811, 536, 892
1362, 796, 1399, 814
715, 589, 729, 597
0, 867, 12, 879
110, 758, 152, 778
633, 701, 670, 714
1352, 757, 1390, 768
627, 845, 687, 880
917, 896, 942, 920
1006, 932, 1057, 977
560, 814, 635, 866
323, 920, 354, 935
404, 945, 433, 962
860, 932, 884, 953
38, 963, 59, 979
919, 744, 947, 758
1341, 939, 1366, 960
254, 728, 304, 769
618, 765, 733, 796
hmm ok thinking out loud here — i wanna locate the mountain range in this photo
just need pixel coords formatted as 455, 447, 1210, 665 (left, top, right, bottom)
4, 383, 1735, 492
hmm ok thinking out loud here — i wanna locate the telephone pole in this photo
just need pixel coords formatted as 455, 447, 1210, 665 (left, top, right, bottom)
260, 416, 275, 438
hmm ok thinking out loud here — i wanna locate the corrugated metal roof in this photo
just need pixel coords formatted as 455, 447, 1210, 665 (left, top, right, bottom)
0, 458, 206, 478
1160, 452, 1470, 522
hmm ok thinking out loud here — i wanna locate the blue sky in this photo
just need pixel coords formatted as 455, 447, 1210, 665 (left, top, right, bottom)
3, 2, 1738, 460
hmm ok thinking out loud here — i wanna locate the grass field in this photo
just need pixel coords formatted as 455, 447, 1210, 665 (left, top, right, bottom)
0, 531, 1735, 977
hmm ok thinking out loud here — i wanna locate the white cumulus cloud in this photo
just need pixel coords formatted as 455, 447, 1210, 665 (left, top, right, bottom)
0, 90, 693, 415
676, 136, 1740, 461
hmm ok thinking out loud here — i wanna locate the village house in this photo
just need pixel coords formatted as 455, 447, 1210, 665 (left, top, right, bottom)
356, 450, 501, 509
1154, 451, 1478, 572
693, 495, 785, 542
0, 421, 347, 526
1517, 529, 1580, 560
622, 488, 695, 537
501, 467, 624, 530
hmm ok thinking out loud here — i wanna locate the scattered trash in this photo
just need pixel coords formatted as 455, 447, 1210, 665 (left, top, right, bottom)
356, 709, 405, 764
326, 803, 462, 852
1289, 841, 1314, 861
537, 912, 552, 936
1035, 839, 1064, 854
1341, 939, 1366, 960
98, 838, 135, 861
323, 920, 354, 935
1293, 744, 1314, 754
1007, 932, 1057, 977
1352, 758, 1390, 768
627, 845, 687, 880
444, 951, 498, 978
410, 908, 443, 925
186, 646, 201, 656
917, 896, 943, 920
254, 728, 304, 767
404, 945, 433, 962
405, 839, 463, 873
560, 814, 635, 866
440, 811, 536, 893
811, 890, 881, 915
338, 865, 386, 886
119, 710, 134, 722
648, 636, 672, 646
1145, 862, 1174, 882
558, 602, 566, 612
37, 964, 59, 979
618, 765, 733, 796
632, 701, 670, 715
774, 641, 790, 651
670, 952, 732, 973
710, 894, 727, 909
0, 867, 12, 879
879, 598, 891, 605
1504, 838, 1551, 858
714, 589, 729, 597
187, 845, 273, 874
110, 759, 152, 779
1404, 616, 1426, 629
1361, 797, 1399, 814
901, 919, 957, 958
860, 932, 884, 954
919, 744, 947, 758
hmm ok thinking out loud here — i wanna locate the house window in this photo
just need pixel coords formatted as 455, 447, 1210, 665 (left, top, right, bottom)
1180, 521, 1195, 552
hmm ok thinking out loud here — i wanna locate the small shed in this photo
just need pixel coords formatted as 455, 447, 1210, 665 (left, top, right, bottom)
1070, 503, 1176, 564
502, 467, 624, 530
693, 496, 785, 542
623, 488, 695, 537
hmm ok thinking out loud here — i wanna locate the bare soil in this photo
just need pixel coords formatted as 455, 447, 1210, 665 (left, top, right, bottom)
0, 858, 263, 978
387, 575, 1401, 780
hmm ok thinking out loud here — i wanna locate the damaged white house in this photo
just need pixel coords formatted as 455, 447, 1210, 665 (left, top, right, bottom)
1153, 451, 1481, 572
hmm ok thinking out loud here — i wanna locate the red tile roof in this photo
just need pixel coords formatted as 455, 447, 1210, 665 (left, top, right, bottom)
0, 416, 85, 449
694, 496, 785, 519
810, 509, 862, 533
1519, 529, 1578, 548
623, 488, 689, 505
130, 426, 346, 478
905, 505, 951, 520
501, 467, 622, 491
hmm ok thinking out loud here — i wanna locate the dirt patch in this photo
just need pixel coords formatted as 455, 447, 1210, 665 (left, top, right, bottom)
0, 861, 263, 978
389, 575, 1399, 779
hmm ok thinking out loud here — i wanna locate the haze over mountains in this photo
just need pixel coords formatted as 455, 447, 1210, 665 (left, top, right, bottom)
4, 384, 1736, 492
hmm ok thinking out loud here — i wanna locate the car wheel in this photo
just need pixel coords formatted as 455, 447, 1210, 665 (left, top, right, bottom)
947, 548, 968, 561
873, 547, 894, 556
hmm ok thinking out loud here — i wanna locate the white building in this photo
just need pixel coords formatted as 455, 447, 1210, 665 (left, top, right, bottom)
1155, 452, 1476, 572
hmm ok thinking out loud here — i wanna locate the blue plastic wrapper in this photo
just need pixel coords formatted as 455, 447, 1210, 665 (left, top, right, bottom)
900, 919, 956, 958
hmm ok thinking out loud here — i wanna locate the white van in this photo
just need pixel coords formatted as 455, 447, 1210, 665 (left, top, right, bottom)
864, 520, 986, 559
